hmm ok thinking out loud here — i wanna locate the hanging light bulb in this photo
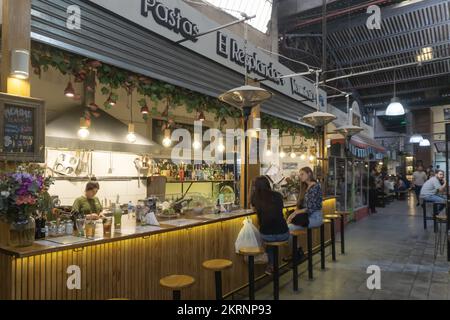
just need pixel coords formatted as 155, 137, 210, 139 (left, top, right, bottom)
64, 80, 75, 98
162, 128, 172, 147
193, 133, 202, 150
279, 150, 286, 159
265, 150, 273, 157
140, 105, 149, 115
217, 136, 225, 153
126, 123, 137, 143
309, 155, 316, 162
77, 117, 90, 140
300, 154, 307, 160
290, 151, 296, 159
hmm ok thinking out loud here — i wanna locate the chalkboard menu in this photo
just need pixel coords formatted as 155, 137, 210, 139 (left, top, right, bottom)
4, 105, 35, 153
0, 94, 45, 162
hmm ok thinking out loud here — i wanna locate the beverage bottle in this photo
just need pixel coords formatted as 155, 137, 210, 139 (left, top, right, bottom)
112, 203, 122, 228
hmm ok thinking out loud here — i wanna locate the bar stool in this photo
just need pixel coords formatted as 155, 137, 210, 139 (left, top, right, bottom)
335, 211, 350, 254
265, 241, 288, 300
160, 274, 195, 300
435, 215, 447, 258
238, 247, 264, 300
290, 229, 306, 291
324, 214, 341, 261
202, 259, 233, 300
306, 223, 326, 279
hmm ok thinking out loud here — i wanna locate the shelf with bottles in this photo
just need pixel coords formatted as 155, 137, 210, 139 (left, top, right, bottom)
148, 159, 236, 182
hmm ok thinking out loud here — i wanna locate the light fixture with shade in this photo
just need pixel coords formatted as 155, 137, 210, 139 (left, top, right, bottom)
385, 71, 405, 116
140, 105, 149, 115
419, 139, 430, 147
162, 128, 172, 147
300, 154, 307, 160
197, 111, 206, 122
290, 151, 296, 159
64, 79, 75, 98
10, 49, 30, 80
279, 149, 286, 159
309, 155, 316, 162
77, 117, 90, 140
335, 95, 363, 137
409, 134, 423, 144
253, 117, 261, 132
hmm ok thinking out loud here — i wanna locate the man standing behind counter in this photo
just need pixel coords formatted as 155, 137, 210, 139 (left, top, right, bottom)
72, 180, 103, 220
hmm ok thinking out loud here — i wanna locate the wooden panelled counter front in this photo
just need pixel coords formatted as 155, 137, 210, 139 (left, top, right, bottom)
0, 198, 336, 300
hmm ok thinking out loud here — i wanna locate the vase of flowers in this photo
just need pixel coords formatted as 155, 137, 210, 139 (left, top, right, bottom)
0, 165, 54, 248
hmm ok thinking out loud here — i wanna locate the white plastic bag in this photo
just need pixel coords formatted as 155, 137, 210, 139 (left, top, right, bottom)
235, 218, 268, 264
145, 211, 160, 226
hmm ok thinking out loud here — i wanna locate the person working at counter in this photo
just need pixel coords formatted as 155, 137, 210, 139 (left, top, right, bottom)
72, 180, 103, 219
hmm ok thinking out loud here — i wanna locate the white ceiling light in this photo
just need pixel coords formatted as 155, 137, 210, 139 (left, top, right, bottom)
386, 71, 405, 116
419, 139, 430, 147
409, 134, 424, 144
417, 47, 433, 62
10, 49, 30, 80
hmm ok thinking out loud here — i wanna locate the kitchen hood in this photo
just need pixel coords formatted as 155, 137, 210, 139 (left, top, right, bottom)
46, 107, 162, 154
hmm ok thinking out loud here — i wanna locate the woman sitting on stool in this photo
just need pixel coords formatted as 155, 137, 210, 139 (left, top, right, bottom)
286, 167, 324, 258
250, 176, 290, 275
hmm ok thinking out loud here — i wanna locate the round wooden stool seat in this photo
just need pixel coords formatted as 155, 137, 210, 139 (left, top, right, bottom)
202, 259, 233, 271
290, 229, 306, 236
323, 219, 332, 223
324, 214, 340, 219
436, 215, 447, 222
265, 241, 289, 247
160, 275, 195, 290
335, 210, 350, 216
239, 247, 264, 256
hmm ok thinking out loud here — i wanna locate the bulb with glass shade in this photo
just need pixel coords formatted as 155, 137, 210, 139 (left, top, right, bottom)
290, 151, 296, 159
192, 134, 202, 150
279, 150, 286, 159
77, 117, 90, 140
162, 129, 172, 147
300, 154, 306, 160
217, 137, 225, 153
309, 155, 315, 162
126, 123, 137, 143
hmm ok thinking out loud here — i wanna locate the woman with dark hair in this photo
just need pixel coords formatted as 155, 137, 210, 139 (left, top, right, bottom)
72, 179, 103, 220
287, 167, 323, 230
250, 176, 289, 275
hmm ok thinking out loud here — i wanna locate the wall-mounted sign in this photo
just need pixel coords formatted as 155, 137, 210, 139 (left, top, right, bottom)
0, 93, 45, 162
89, 0, 327, 109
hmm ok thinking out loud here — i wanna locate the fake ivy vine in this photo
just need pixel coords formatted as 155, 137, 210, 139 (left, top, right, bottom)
30, 42, 312, 136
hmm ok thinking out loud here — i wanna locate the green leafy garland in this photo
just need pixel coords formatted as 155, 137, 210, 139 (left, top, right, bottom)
30, 42, 312, 136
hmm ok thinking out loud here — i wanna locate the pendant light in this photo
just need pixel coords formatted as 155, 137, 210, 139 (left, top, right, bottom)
162, 128, 172, 147
197, 110, 206, 122
77, 117, 90, 140
409, 134, 423, 144
192, 133, 202, 150
279, 149, 286, 159
64, 77, 75, 98
419, 139, 430, 147
386, 70, 405, 116
10, 49, 30, 80
126, 93, 137, 144
217, 136, 225, 153
335, 95, 363, 137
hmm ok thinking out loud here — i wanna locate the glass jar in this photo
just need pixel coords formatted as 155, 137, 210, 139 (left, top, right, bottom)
48, 221, 58, 237
65, 221, 74, 235
8, 216, 36, 248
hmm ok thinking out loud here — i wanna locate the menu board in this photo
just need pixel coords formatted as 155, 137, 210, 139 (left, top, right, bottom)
3, 104, 35, 153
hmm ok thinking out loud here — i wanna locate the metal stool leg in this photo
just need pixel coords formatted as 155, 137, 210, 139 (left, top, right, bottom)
273, 246, 280, 300
214, 271, 223, 300
307, 228, 313, 280
320, 224, 325, 270
433, 204, 438, 233
422, 203, 427, 230
292, 235, 299, 291
340, 215, 345, 254
330, 219, 336, 261
173, 290, 181, 300
248, 256, 255, 300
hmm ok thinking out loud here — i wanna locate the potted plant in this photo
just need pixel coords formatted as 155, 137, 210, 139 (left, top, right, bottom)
0, 165, 54, 248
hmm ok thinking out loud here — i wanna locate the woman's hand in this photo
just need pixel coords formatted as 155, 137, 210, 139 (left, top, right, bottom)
287, 212, 297, 224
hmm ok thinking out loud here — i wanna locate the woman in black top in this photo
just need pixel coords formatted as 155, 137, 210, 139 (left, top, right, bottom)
251, 176, 289, 275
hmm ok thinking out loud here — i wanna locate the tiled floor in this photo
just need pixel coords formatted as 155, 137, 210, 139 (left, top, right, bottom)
256, 196, 450, 300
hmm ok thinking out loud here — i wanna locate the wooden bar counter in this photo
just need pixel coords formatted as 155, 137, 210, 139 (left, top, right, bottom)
0, 197, 336, 300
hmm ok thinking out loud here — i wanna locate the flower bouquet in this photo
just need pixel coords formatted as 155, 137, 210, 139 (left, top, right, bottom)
0, 165, 54, 247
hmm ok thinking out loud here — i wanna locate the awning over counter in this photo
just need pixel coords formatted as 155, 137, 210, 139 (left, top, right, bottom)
331, 134, 386, 159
